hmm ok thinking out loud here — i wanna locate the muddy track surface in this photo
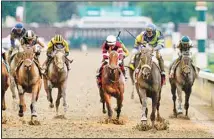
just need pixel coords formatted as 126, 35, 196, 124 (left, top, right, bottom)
2, 50, 214, 138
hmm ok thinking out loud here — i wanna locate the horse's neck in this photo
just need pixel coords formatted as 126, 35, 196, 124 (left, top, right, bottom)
176, 62, 194, 81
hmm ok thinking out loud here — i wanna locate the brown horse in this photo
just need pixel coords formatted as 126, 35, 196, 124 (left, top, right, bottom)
136, 47, 162, 129
43, 44, 69, 115
100, 51, 125, 121
15, 45, 42, 120
169, 52, 197, 117
2, 57, 10, 111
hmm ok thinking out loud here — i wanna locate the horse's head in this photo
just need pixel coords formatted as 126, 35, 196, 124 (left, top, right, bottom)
107, 51, 120, 82
22, 46, 35, 70
181, 53, 192, 77
139, 47, 153, 79
53, 44, 66, 70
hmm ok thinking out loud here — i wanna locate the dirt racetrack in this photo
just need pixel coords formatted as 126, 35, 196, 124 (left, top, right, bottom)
2, 49, 214, 138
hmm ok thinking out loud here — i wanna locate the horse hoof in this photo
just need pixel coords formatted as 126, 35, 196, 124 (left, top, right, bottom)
2, 106, 6, 111
141, 116, 147, 122
18, 112, 24, 117
102, 109, 107, 114
49, 103, 54, 108
177, 109, 183, 114
31, 112, 38, 117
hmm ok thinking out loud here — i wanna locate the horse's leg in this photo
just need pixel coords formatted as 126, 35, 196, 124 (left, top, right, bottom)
17, 84, 25, 117
60, 83, 68, 114
10, 76, 17, 99
176, 84, 183, 114
104, 92, 113, 120
136, 83, 143, 104
18, 93, 25, 117
117, 86, 124, 120
156, 90, 162, 121
2, 90, 6, 111
129, 69, 135, 99
55, 89, 62, 116
151, 95, 157, 129
31, 84, 40, 118
46, 80, 54, 108
139, 87, 147, 123
184, 88, 191, 117
171, 83, 177, 117
100, 88, 106, 114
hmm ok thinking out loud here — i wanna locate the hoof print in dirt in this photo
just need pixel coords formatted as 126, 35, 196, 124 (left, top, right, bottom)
136, 122, 152, 131
2, 118, 7, 124
177, 115, 190, 120
28, 120, 41, 125
111, 118, 125, 125
54, 115, 67, 119
154, 118, 169, 130
99, 117, 125, 125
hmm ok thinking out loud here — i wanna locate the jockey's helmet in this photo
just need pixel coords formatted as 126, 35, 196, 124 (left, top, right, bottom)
54, 35, 64, 44
15, 23, 24, 34
106, 35, 116, 46
145, 23, 156, 38
181, 36, 190, 47
24, 30, 35, 44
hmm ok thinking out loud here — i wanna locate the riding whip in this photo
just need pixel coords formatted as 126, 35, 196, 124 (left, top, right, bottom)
124, 29, 146, 47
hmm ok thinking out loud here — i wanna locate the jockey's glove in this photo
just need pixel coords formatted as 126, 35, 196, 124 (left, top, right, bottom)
118, 60, 123, 64
47, 53, 53, 58
154, 45, 163, 51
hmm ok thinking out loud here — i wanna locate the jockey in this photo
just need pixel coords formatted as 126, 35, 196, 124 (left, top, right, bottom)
169, 36, 198, 78
9, 23, 26, 57
96, 35, 126, 86
131, 23, 166, 84
43, 34, 70, 72
20, 30, 45, 63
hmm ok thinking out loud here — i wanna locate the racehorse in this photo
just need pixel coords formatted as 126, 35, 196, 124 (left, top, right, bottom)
43, 44, 69, 115
135, 47, 162, 129
101, 50, 125, 121
15, 45, 42, 121
169, 52, 197, 117
2, 57, 10, 110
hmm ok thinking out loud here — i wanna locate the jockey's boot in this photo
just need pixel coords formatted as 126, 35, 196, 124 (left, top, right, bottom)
2, 53, 10, 73
65, 58, 71, 71
8, 49, 13, 64
158, 57, 166, 85
120, 65, 127, 80
96, 66, 103, 88
129, 54, 136, 70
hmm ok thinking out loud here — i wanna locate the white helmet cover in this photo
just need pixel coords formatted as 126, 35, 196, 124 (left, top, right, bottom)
106, 35, 116, 45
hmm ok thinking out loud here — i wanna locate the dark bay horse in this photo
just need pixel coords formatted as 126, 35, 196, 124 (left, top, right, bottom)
136, 47, 162, 129
101, 51, 125, 121
169, 53, 197, 117
15, 45, 42, 121
43, 44, 69, 115
2, 58, 10, 110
